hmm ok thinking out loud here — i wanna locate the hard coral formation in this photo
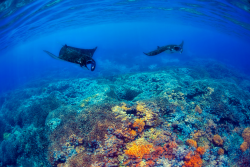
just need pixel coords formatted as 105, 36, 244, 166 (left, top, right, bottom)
218, 148, 224, 155
213, 134, 223, 146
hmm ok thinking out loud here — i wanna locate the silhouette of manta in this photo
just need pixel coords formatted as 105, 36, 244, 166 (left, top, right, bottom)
44, 45, 97, 71
144, 41, 184, 56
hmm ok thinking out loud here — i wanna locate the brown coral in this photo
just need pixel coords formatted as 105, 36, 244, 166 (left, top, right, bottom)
218, 148, 224, 155
242, 127, 250, 143
195, 105, 202, 114
240, 142, 249, 152
212, 134, 223, 146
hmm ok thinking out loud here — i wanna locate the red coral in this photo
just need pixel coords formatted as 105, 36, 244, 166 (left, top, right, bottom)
146, 160, 155, 167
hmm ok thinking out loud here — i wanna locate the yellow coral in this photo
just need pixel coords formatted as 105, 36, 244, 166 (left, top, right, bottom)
136, 102, 157, 126
79, 94, 98, 107
111, 105, 128, 121
121, 102, 131, 111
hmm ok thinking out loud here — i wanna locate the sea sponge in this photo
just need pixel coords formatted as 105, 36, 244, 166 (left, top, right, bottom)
218, 148, 224, 155
240, 142, 249, 152
213, 134, 223, 146
186, 139, 197, 148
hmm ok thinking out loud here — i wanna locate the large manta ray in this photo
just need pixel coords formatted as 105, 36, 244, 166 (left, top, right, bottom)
144, 41, 184, 56
44, 45, 97, 71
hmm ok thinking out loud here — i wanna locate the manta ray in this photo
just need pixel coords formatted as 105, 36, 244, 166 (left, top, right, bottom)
44, 45, 97, 71
144, 41, 184, 56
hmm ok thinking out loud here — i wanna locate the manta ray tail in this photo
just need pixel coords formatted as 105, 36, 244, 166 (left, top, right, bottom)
43, 50, 62, 60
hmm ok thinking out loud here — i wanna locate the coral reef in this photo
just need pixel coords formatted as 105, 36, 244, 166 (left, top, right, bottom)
0, 60, 250, 166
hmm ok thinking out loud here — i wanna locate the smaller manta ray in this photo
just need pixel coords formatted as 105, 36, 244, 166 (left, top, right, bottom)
143, 41, 184, 56
44, 45, 97, 71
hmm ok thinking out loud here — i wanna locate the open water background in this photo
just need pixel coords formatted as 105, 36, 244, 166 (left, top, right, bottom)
0, 0, 250, 94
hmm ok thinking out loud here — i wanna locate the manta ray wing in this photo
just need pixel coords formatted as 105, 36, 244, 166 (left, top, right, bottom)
43, 50, 67, 62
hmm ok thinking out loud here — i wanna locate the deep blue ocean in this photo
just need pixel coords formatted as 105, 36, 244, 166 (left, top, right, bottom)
1, 1, 250, 167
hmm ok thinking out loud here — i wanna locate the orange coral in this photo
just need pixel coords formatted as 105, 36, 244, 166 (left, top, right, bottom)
213, 134, 223, 146
240, 141, 249, 152
129, 129, 137, 138
195, 105, 202, 114
186, 139, 197, 148
196, 147, 206, 155
125, 143, 153, 158
183, 154, 202, 167
133, 118, 145, 133
218, 148, 224, 155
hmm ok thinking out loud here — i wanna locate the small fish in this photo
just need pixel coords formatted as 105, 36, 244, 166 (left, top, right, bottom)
144, 41, 184, 56
44, 45, 97, 71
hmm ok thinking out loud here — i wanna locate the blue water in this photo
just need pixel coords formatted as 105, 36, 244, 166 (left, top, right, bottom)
0, 0, 250, 94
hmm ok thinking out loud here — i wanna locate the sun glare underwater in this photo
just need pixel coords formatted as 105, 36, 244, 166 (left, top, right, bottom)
1, 0, 250, 167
